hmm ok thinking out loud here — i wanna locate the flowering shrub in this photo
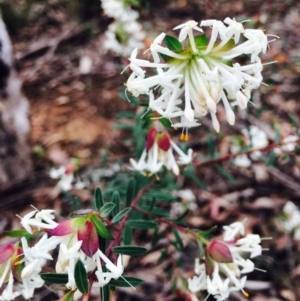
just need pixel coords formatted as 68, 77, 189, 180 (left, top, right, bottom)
3, 10, 298, 301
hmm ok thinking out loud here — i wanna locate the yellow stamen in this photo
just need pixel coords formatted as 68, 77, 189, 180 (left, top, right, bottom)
14, 261, 21, 266
243, 291, 249, 298
180, 133, 185, 140
184, 134, 189, 141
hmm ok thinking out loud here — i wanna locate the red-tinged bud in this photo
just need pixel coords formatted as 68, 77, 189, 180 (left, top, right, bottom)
0, 244, 15, 263
207, 240, 233, 263
78, 220, 99, 257
47, 217, 86, 236
146, 128, 157, 151
205, 249, 215, 276
157, 132, 171, 151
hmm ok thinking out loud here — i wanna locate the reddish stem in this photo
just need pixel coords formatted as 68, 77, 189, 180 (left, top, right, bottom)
106, 179, 156, 255
194, 138, 300, 168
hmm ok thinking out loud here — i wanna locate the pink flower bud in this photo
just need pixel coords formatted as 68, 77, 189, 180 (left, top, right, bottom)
146, 128, 157, 151
207, 240, 233, 263
78, 220, 99, 257
204, 249, 215, 276
0, 244, 15, 264
47, 217, 86, 236
157, 132, 171, 151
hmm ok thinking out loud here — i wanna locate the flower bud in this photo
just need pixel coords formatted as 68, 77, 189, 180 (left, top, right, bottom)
207, 240, 233, 263
146, 128, 157, 151
157, 132, 171, 151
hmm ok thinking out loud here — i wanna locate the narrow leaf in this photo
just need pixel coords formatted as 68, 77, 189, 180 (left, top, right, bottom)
109, 276, 144, 287
90, 215, 113, 240
113, 245, 148, 256
164, 35, 183, 51
124, 225, 132, 245
111, 191, 120, 217
175, 208, 189, 223
126, 178, 136, 207
215, 164, 235, 184
74, 259, 88, 293
172, 228, 184, 250
111, 208, 131, 224
127, 220, 157, 230
94, 187, 104, 211
5, 230, 30, 238
40, 273, 68, 284
100, 202, 116, 218
100, 284, 110, 301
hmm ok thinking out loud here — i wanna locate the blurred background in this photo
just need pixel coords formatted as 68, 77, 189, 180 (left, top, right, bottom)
0, 0, 300, 300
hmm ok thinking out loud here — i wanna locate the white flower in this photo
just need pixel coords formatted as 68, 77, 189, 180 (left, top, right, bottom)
50, 166, 75, 191
56, 235, 83, 290
93, 251, 124, 288
223, 221, 245, 241
282, 201, 300, 240
235, 234, 262, 258
21, 234, 61, 278
188, 221, 264, 300
125, 19, 276, 131
101, 0, 145, 55
281, 135, 298, 152
0, 272, 20, 301
130, 128, 193, 176
17, 209, 58, 234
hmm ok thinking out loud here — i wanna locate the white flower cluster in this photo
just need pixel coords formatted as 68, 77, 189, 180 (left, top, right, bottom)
282, 201, 300, 240
188, 221, 263, 301
0, 209, 124, 301
231, 125, 268, 167
101, 0, 145, 55
126, 19, 276, 132
50, 165, 86, 192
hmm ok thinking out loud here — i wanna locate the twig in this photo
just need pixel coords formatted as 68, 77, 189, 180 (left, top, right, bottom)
106, 179, 156, 255
194, 138, 300, 168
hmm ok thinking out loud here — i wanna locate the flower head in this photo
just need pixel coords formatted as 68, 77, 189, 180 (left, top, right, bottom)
125, 18, 276, 132
188, 221, 264, 300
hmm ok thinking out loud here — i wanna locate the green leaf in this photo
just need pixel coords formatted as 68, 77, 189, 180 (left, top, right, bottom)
127, 220, 157, 230
172, 228, 184, 250
124, 224, 132, 245
175, 208, 190, 222
90, 215, 113, 240
100, 202, 116, 218
160, 117, 172, 128
207, 134, 216, 158
94, 187, 104, 211
126, 178, 136, 207
99, 237, 106, 254
113, 245, 148, 256
187, 34, 208, 49
194, 34, 208, 48
40, 273, 68, 284
111, 207, 131, 224
111, 191, 120, 217
151, 207, 169, 217
164, 35, 183, 51
75, 259, 88, 294
5, 229, 31, 238
100, 284, 110, 301
266, 150, 276, 166
109, 276, 144, 287
148, 197, 156, 212
215, 164, 235, 184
